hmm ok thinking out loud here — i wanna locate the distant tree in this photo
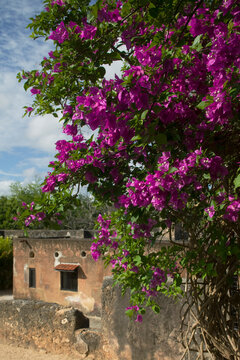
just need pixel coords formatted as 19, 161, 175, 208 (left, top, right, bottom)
9, 177, 43, 204
0, 178, 43, 229
0, 196, 19, 229
0, 179, 101, 230
0, 236, 13, 289
62, 194, 113, 229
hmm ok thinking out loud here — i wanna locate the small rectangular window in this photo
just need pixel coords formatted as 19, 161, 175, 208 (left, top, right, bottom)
60, 270, 78, 292
29, 268, 36, 288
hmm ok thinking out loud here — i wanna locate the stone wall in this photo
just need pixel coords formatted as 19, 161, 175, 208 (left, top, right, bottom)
0, 280, 186, 360
0, 229, 94, 239
100, 277, 185, 360
0, 300, 89, 355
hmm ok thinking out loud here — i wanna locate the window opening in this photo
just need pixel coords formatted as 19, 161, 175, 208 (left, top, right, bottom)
29, 268, 36, 288
60, 270, 78, 292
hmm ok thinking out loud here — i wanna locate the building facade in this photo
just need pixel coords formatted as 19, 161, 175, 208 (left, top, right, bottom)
2, 230, 111, 316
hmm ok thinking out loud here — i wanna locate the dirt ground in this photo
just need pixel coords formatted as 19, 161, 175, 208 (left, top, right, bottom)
0, 342, 79, 360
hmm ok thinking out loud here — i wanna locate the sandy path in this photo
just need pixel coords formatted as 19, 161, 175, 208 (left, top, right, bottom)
0, 343, 81, 360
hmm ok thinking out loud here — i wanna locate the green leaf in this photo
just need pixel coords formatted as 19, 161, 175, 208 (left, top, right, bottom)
191, 34, 203, 52
175, 276, 182, 286
91, 4, 99, 18
141, 110, 149, 120
34, 204, 42, 211
152, 304, 160, 313
121, 1, 132, 17
169, 167, 178, 173
131, 135, 142, 142
58, 204, 64, 212
233, 173, 240, 189
130, 215, 137, 223
196, 100, 212, 110
203, 173, 211, 180
133, 255, 142, 266
125, 309, 134, 317
23, 82, 29, 91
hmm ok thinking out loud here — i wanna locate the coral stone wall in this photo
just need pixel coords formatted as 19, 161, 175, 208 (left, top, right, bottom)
8, 230, 111, 315
0, 299, 104, 359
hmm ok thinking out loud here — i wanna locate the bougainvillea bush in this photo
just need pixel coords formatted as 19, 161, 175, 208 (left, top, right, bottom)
17, 0, 239, 358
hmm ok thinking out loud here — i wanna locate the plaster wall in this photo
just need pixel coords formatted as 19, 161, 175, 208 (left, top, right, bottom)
101, 277, 185, 360
12, 231, 111, 315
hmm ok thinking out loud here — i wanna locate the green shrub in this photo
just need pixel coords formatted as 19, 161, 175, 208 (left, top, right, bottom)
0, 236, 13, 290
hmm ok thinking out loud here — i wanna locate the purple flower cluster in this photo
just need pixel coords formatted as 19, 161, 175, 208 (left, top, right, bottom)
224, 199, 240, 222
91, 214, 118, 261
142, 267, 166, 297
25, 0, 240, 232
51, 0, 65, 6
119, 151, 230, 218
49, 22, 69, 44
125, 305, 143, 322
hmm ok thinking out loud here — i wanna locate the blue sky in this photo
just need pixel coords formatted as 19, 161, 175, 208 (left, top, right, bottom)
0, 0, 66, 195
0, 0, 122, 196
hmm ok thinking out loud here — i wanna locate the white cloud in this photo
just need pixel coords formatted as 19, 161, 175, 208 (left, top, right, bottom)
0, 73, 30, 151
0, 0, 56, 157
0, 170, 20, 177
0, 166, 45, 196
0, 72, 66, 154
25, 114, 66, 153
21, 167, 38, 183
0, 0, 50, 72
104, 60, 123, 80
16, 156, 54, 170
0, 180, 14, 196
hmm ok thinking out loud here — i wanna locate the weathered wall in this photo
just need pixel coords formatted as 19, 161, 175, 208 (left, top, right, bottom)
8, 228, 184, 319
0, 280, 186, 360
11, 230, 111, 315
0, 300, 91, 356
0, 229, 189, 360
100, 277, 184, 360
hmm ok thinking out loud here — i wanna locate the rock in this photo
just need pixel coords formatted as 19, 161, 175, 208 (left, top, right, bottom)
74, 334, 88, 354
